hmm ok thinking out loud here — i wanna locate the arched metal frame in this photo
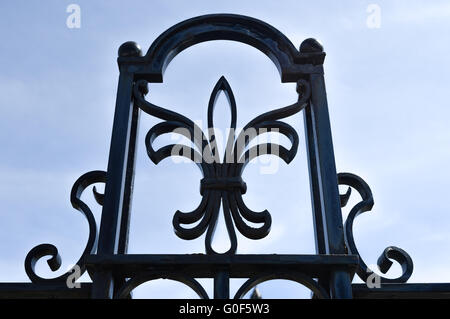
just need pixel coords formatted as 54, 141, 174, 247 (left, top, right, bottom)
93, 13, 353, 299
120, 14, 325, 83
1, 13, 449, 299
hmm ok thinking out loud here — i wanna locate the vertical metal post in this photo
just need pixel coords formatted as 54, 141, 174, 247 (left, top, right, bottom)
91, 42, 141, 299
118, 102, 140, 255
214, 270, 230, 299
300, 39, 352, 298
114, 101, 140, 298
304, 98, 329, 297
304, 103, 326, 255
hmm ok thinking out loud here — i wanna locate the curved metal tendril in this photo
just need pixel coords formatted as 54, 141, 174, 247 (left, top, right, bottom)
234, 272, 329, 299
115, 272, 209, 299
24, 170, 106, 283
133, 76, 310, 254
338, 172, 414, 283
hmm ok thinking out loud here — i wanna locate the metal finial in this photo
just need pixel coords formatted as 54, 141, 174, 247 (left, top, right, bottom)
299, 38, 323, 53
118, 41, 142, 57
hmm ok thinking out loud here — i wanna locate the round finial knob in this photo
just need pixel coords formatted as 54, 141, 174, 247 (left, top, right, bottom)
299, 38, 323, 53
118, 41, 142, 57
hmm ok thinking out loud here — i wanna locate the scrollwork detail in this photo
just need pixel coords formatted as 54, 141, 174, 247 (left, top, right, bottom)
24, 170, 106, 283
338, 172, 414, 283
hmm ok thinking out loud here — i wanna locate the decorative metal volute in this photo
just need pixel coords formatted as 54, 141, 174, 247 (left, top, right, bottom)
338, 172, 414, 283
24, 170, 106, 283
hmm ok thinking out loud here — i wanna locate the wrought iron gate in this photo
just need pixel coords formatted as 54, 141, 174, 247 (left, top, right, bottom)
1, 14, 449, 299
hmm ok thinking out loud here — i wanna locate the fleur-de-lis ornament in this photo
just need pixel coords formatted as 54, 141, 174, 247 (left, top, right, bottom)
134, 76, 310, 254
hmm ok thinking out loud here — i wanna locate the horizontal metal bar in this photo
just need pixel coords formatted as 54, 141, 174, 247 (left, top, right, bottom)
352, 283, 450, 299
0, 283, 92, 299
2, 281, 449, 299
85, 254, 359, 278
121, 63, 324, 83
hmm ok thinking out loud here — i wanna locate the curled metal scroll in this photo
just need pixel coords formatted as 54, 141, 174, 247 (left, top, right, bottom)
115, 272, 209, 299
234, 272, 329, 299
24, 170, 106, 283
133, 77, 310, 254
338, 172, 414, 283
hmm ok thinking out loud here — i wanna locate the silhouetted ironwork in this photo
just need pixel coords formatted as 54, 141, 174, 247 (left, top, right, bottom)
0, 14, 449, 299
137, 75, 309, 255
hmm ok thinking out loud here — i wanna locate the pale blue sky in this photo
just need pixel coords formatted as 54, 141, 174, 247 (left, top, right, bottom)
1, 0, 450, 298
